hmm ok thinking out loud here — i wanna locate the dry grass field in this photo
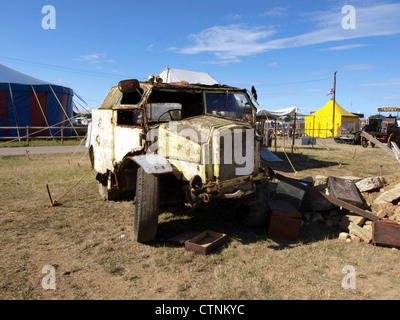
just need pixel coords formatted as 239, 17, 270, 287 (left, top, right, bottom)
1, 139, 400, 301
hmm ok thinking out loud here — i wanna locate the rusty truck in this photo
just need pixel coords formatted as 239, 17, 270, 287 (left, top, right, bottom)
88, 77, 270, 242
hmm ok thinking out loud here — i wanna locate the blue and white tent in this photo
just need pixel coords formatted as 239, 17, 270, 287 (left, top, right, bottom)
0, 64, 74, 137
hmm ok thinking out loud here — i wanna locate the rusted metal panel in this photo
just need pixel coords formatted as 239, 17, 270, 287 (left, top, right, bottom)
327, 176, 367, 209
99, 86, 123, 109
113, 126, 144, 162
373, 219, 400, 249
90, 109, 114, 174
130, 154, 173, 175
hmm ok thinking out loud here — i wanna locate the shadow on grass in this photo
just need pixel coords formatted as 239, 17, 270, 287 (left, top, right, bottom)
265, 151, 344, 174
152, 203, 341, 251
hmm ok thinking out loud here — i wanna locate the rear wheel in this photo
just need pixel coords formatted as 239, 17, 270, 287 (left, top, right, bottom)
133, 167, 160, 243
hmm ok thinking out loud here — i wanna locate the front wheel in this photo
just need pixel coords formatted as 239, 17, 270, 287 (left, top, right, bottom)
361, 137, 368, 148
133, 167, 160, 243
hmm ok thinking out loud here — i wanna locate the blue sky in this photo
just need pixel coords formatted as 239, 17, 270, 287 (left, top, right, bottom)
1, 0, 400, 117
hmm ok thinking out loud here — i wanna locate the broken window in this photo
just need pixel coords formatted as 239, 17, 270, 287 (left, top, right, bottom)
117, 110, 143, 126
147, 103, 182, 123
147, 89, 204, 119
206, 92, 253, 122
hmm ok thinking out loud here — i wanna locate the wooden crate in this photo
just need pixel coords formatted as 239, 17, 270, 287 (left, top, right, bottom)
268, 209, 302, 240
185, 230, 228, 255
373, 219, 400, 249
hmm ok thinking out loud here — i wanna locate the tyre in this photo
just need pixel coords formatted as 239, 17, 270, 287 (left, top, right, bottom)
133, 167, 160, 243
243, 183, 269, 227
361, 137, 368, 148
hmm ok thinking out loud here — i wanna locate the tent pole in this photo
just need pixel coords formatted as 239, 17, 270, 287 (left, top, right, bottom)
312, 115, 315, 149
8, 83, 21, 142
332, 71, 337, 138
291, 113, 297, 157
49, 85, 79, 137
274, 119, 277, 152
281, 116, 285, 148
31, 85, 56, 142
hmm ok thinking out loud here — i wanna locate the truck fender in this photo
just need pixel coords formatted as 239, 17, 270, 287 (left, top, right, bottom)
120, 154, 173, 175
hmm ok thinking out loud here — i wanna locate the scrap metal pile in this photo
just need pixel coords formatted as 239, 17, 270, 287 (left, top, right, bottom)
268, 170, 400, 248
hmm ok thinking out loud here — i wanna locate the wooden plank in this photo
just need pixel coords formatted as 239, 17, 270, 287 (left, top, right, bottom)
348, 222, 372, 243
391, 142, 400, 164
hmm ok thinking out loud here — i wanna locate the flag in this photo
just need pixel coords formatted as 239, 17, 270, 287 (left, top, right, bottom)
326, 89, 334, 96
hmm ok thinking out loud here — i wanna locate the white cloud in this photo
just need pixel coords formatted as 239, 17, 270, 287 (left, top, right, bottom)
225, 13, 242, 21
147, 44, 155, 52
56, 78, 67, 85
342, 64, 374, 71
361, 78, 400, 88
176, 24, 277, 61
75, 53, 116, 65
174, 3, 400, 63
259, 7, 287, 17
75, 53, 106, 64
267, 62, 278, 67
321, 44, 369, 51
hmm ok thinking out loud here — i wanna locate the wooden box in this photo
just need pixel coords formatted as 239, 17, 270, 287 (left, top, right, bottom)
185, 230, 228, 255
373, 219, 400, 249
167, 230, 201, 245
267, 200, 303, 240
268, 215, 302, 240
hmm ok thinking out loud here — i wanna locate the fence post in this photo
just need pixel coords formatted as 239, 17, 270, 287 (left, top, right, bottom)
26, 126, 29, 146
61, 127, 64, 145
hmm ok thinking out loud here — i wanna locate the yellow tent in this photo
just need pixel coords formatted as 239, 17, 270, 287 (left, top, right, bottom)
305, 98, 359, 138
